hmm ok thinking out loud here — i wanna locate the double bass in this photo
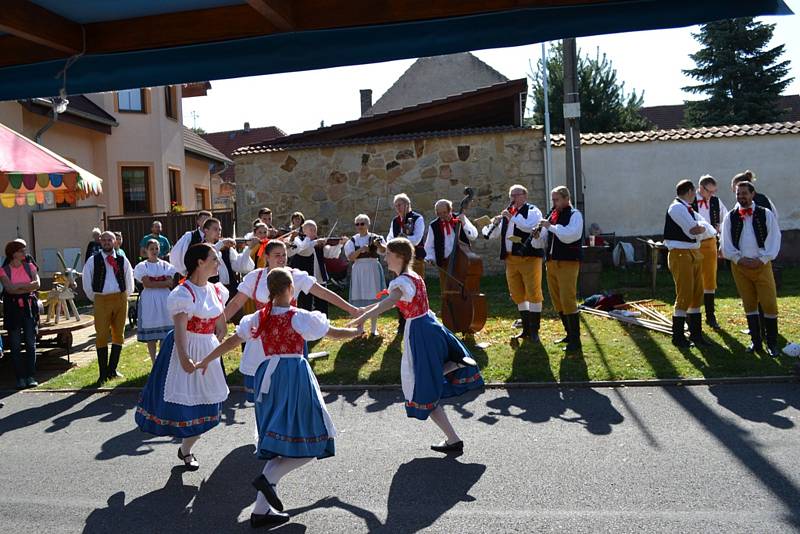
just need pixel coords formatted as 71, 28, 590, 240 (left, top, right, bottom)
440, 187, 487, 335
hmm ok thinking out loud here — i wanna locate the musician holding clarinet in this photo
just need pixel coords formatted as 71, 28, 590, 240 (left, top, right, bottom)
482, 184, 546, 343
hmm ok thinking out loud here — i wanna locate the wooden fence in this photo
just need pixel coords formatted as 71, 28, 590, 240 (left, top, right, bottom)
105, 209, 234, 260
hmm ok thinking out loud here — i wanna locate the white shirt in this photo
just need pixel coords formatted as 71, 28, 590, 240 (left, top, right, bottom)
664, 199, 705, 250
170, 228, 204, 276
539, 208, 584, 255
82, 250, 134, 301
344, 233, 386, 259
386, 212, 425, 246
292, 236, 342, 283
423, 216, 478, 261
484, 204, 547, 251
694, 193, 726, 240
212, 241, 251, 285
720, 205, 781, 264
238, 267, 316, 305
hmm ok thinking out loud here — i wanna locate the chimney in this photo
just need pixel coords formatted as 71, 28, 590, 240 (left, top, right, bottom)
243, 121, 251, 132
359, 89, 372, 116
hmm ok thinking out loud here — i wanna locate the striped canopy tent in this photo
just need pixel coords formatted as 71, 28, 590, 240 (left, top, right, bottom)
0, 122, 102, 208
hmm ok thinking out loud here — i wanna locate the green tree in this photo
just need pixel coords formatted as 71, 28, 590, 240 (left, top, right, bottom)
191, 126, 207, 135
682, 17, 793, 127
528, 42, 651, 134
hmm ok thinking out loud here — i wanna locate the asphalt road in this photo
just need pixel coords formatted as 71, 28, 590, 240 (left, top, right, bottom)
1, 383, 799, 533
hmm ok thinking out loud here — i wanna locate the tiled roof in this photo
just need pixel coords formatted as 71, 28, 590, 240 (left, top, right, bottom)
638, 95, 800, 130
201, 125, 285, 181
549, 121, 800, 147
234, 126, 530, 155
183, 127, 233, 165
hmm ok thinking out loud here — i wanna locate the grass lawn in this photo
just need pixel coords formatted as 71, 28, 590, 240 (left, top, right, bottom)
40, 265, 800, 390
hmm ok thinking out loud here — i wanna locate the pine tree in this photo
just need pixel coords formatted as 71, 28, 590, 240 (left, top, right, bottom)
528, 42, 651, 134
683, 18, 793, 127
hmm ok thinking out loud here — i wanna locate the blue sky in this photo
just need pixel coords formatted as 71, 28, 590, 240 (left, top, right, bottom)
184, 2, 800, 135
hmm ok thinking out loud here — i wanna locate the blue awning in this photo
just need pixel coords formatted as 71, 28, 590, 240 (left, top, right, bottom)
0, 0, 791, 101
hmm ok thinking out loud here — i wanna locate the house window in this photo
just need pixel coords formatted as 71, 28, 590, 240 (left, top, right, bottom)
164, 86, 178, 119
121, 166, 150, 213
195, 188, 209, 210
118, 89, 145, 112
168, 168, 181, 205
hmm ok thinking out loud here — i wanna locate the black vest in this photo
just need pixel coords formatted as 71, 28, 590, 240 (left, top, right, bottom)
546, 207, 583, 261
691, 195, 721, 227
729, 205, 769, 250
349, 234, 380, 259
391, 211, 426, 260
430, 218, 470, 267
663, 199, 697, 243
499, 203, 544, 259
292, 238, 329, 282
189, 229, 203, 247
753, 192, 772, 211
92, 252, 126, 293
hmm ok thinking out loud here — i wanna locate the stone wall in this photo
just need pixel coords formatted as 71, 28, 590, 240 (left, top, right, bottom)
235, 128, 545, 273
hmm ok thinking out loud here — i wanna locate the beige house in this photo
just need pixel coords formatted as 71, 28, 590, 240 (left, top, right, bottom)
0, 84, 231, 273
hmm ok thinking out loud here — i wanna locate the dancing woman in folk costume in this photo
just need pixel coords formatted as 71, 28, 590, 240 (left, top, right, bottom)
349, 238, 484, 454
344, 213, 386, 336
223, 240, 361, 402
198, 268, 362, 527
133, 239, 176, 363
135, 243, 230, 471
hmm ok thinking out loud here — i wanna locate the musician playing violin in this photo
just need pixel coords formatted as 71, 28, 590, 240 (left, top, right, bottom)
482, 184, 546, 343
424, 199, 478, 293
290, 220, 347, 315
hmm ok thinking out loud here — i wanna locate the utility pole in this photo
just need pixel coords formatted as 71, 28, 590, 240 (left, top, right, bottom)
562, 38, 584, 215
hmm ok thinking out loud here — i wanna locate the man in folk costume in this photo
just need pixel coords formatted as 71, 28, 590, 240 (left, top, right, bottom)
720, 181, 782, 356
202, 218, 251, 300
538, 186, 584, 352
170, 210, 213, 275
244, 207, 280, 240
692, 175, 727, 328
290, 220, 345, 315
482, 184, 546, 342
664, 180, 715, 348
82, 231, 134, 383
423, 198, 478, 292
386, 193, 426, 331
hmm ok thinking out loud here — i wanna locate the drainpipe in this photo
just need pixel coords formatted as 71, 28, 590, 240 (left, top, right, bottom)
34, 106, 59, 144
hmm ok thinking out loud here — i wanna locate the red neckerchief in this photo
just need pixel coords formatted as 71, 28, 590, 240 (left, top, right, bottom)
739, 207, 753, 217
439, 216, 458, 235
549, 209, 559, 224
256, 238, 270, 258
508, 205, 518, 217
697, 198, 708, 209
105, 254, 120, 275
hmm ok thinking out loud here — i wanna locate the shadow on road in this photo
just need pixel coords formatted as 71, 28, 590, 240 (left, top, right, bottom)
709, 383, 800, 430
0, 391, 92, 437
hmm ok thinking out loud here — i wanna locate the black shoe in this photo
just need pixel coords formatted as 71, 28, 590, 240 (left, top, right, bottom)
687, 313, 711, 346
671, 316, 693, 348
528, 311, 541, 343
108, 344, 124, 379
563, 313, 582, 352
177, 447, 199, 471
96, 346, 109, 384
252, 474, 284, 512
764, 316, 779, 358
512, 311, 530, 341
704, 293, 720, 329
250, 511, 290, 528
745, 314, 762, 353
431, 440, 464, 454
554, 312, 569, 344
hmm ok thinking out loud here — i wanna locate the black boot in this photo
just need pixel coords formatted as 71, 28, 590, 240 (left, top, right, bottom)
529, 311, 541, 343
763, 317, 779, 358
554, 312, 569, 344
759, 305, 767, 340
671, 316, 692, 348
688, 313, 711, 346
745, 314, 762, 353
512, 311, 530, 341
96, 346, 109, 384
704, 293, 720, 329
107, 344, 124, 379
564, 313, 582, 352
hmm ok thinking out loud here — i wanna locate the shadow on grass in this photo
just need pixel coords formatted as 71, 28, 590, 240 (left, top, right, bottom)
630, 328, 800, 528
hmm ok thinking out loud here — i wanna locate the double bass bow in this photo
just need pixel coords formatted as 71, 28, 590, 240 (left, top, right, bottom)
438, 187, 487, 335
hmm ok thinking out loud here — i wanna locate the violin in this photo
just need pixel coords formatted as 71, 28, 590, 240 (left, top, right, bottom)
439, 187, 487, 335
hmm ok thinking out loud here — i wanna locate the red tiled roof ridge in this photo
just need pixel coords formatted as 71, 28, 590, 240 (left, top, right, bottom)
203, 125, 287, 137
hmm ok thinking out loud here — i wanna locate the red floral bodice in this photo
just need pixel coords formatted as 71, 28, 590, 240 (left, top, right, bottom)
252, 302, 305, 355
252, 269, 297, 309
183, 282, 222, 334
395, 273, 429, 319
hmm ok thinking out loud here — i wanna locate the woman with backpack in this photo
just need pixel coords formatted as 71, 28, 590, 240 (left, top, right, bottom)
0, 239, 41, 389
